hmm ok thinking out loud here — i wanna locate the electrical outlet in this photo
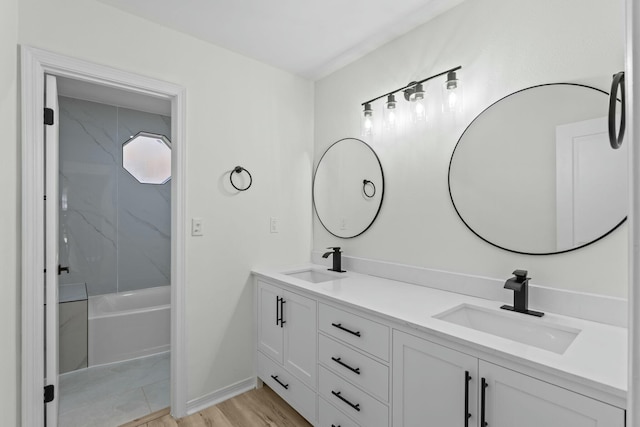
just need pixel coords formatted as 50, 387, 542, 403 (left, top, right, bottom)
191, 218, 203, 236
270, 217, 279, 233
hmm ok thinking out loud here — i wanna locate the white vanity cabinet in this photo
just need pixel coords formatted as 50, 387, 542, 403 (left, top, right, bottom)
254, 269, 625, 427
256, 280, 317, 423
393, 330, 478, 427
392, 330, 625, 427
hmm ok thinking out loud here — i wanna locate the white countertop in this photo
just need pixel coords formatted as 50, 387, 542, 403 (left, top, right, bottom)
253, 264, 627, 405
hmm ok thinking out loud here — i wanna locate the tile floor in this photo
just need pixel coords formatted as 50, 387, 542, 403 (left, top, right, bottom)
59, 352, 170, 427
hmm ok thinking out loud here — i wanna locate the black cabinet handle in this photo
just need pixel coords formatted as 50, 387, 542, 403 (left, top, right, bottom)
276, 297, 286, 327
331, 357, 361, 375
465, 371, 472, 427
331, 323, 361, 337
331, 425, 340, 427
481, 377, 488, 427
280, 298, 286, 327
271, 375, 289, 390
331, 390, 360, 412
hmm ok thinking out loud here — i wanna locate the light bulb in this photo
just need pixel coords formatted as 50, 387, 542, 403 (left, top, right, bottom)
413, 101, 426, 122
410, 83, 427, 123
442, 71, 463, 113
447, 91, 458, 110
383, 94, 399, 133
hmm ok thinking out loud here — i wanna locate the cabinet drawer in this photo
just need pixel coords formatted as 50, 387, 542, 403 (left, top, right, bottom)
319, 303, 389, 361
319, 366, 388, 427
319, 397, 360, 427
258, 352, 316, 424
319, 334, 389, 402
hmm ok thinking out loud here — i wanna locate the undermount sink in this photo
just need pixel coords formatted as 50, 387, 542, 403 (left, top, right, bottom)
434, 304, 581, 354
285, 269, 340, 283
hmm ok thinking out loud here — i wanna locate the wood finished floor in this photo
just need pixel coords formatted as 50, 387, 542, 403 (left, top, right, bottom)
121, 386, 312, 427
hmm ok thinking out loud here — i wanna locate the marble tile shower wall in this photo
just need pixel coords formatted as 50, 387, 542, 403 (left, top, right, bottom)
59, 97, 171, 296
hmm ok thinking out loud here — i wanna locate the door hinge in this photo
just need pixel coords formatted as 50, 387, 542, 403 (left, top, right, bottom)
44, 108, 54, 126
44, 384, 54, 403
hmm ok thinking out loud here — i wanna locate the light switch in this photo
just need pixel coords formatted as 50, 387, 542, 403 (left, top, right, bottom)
192, 218, 203, 236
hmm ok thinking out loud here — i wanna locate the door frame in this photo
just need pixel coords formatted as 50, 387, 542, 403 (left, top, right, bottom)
20, 45, 188, 426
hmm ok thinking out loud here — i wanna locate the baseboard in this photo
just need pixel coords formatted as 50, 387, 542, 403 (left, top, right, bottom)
186, 377, 256, 415
311, 251, 627, 327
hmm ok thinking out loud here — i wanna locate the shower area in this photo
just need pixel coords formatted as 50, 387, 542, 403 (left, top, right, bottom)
56, 90, 172, 426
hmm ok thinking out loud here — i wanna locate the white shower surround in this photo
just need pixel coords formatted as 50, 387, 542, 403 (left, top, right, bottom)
88, 286, 170, 366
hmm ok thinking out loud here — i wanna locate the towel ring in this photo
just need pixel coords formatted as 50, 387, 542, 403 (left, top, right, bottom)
363, 179, 376, 198
608, 71, 626, 149
230, 166, 252, 191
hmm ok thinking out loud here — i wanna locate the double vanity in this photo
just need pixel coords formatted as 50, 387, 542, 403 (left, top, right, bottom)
253, 265, 626, 427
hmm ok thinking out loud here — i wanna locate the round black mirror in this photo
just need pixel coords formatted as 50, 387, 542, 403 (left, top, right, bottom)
448, 83, 627, 255
313, 138, 384, 238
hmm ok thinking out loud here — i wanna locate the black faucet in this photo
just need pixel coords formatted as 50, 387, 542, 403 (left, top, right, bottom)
500, 270, 544, 317
322, 247, 346, 273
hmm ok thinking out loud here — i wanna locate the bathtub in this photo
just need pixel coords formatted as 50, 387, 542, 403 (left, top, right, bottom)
88, 286, 170, 366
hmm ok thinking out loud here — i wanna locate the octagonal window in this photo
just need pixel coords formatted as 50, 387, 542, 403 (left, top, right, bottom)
122, 132, 171, 184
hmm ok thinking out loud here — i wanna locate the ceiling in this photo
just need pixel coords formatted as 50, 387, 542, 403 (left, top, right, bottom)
97, 0, 464, 80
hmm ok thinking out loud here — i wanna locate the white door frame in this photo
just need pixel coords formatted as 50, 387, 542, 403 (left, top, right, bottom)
44, 74, 60, 427
628, 0, 640, 425
20, 45, 188, 426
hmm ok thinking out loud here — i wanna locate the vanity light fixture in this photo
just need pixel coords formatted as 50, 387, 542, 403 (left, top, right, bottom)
360, 65, 462, 137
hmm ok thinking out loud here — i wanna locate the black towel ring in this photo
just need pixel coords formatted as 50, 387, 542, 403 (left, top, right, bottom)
608, 71, 626, 149
230, 166, 252, 191
363, 179, 376, 198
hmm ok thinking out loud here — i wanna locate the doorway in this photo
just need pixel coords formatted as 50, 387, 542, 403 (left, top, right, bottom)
21, 46, 187, 427
56, 82, 172, 425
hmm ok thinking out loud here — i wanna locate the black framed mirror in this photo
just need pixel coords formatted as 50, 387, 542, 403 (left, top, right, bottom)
448, 83, 627, 255
313, 138, 384, 238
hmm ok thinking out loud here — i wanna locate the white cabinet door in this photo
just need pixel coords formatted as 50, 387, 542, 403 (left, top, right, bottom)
480, 361, 624, 427
283, 290, 317, 388
257, 281, 283, 364
392, 331, 478, 427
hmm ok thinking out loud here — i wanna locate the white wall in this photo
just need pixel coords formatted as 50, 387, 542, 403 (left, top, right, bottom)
18, 0, 313, 405
314, 0, 628, 297
1, 0, 19, 421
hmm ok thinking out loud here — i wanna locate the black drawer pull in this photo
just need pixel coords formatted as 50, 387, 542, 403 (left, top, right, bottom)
331, 390, 360, 412
331, 357, 361, 375
332, 425, 341, 427
331, 323, 361, 337
270, 375, 289, 390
